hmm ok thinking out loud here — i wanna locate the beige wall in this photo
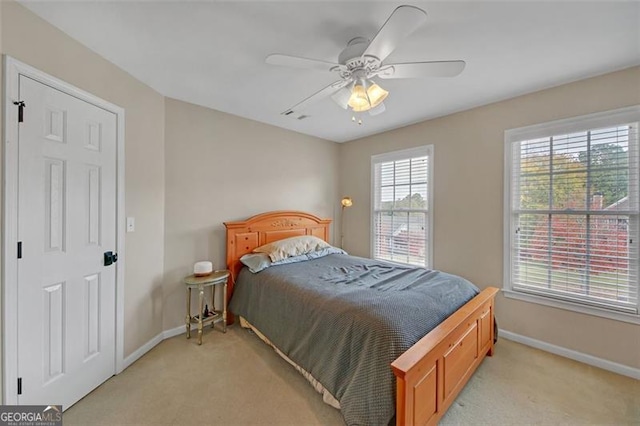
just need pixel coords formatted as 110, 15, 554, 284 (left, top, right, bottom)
162, 98, 340, 331
339, 66, 640, 369
0, 0, 166, 361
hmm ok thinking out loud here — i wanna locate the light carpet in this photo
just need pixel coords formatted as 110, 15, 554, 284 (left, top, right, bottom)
64, 325, 640, 425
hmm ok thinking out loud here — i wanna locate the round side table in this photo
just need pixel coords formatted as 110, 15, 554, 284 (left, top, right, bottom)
184, 270, 229, 345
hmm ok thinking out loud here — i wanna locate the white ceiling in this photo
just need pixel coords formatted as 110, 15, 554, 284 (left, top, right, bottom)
20, 1, 640, 143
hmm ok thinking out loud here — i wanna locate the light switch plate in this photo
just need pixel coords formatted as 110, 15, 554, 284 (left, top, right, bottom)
127, 217, 135, 233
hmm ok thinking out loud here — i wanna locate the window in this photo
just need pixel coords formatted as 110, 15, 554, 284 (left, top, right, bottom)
505, 106, 640, 321
372, 146, 433, 268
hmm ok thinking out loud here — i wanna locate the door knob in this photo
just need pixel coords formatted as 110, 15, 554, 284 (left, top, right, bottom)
104, 251, 118, 266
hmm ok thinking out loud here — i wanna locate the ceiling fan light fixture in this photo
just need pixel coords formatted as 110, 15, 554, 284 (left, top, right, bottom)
366, 83, 388, 108
347, 83, 370, 111
347, 79, 388, 112
331, 82, 354, 109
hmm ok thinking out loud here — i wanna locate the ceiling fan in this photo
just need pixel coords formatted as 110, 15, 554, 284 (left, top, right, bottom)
266, 5, 465, 121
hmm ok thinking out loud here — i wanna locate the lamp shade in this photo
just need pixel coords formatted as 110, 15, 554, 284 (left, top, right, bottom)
341, 197, 353, 207
331, 82, 354, 109
366, 83, 388, 108
347, 84, 370, 112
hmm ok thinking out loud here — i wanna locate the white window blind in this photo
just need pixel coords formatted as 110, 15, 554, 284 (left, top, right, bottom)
372, 146, 432, 268
506, 108, 640, 316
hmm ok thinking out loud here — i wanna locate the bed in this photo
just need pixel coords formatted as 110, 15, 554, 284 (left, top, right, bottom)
224, 211, 498, 426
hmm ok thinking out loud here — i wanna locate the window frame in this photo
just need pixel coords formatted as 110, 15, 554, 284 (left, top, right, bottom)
370, 145, 434, 268
503, 105, 640, 324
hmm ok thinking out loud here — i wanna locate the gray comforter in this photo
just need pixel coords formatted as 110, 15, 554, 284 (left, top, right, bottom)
229, 254, 479, 426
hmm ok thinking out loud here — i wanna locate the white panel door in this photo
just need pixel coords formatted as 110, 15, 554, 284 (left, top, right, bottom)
17, 75, 117, 409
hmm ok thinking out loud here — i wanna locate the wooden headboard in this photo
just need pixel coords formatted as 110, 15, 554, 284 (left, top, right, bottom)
224, 210, 332, 283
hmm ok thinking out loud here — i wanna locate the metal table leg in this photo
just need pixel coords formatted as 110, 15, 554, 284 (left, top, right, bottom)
198, 285, 204, 345
223, 281, 228, 333
211, 284, 216, 329
186, 287, 191, 339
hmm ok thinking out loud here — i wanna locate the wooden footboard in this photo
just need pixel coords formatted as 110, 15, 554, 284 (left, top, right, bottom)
392, 287, 499, 426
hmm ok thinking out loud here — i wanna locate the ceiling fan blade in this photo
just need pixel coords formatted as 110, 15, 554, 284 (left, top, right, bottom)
266, 54, 346, 73
378, 61, 466, 79
362, 5, 427, 63
282, 80, 349, 115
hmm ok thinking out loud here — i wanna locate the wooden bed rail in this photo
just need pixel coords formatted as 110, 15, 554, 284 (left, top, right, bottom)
392, 287, 499, 426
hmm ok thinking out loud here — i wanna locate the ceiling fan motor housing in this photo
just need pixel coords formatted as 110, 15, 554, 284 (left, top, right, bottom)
338, 37, 381, 75
338, 37, 369, 64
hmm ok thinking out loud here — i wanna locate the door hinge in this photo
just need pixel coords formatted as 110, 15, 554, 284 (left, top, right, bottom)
17, 241, 22, 259
17, 377, 22, 395
13, 101, 26, 123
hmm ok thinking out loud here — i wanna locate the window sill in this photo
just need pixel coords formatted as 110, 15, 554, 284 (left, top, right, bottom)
502, 289, 640, 325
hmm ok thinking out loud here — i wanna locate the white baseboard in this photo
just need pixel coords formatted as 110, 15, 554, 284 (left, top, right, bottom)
499, 329, 640, 380
122, 331, 163, 370
163, 325, 188, 339
120, 324, 203, 371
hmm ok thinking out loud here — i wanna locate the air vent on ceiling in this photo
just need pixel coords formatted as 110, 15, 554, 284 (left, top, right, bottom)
297, 115, 309, 120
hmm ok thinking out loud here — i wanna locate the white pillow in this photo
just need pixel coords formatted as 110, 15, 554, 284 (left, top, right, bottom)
253, 235, 331, 262
240, 253, 272, 273
241, 247, 347, 274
